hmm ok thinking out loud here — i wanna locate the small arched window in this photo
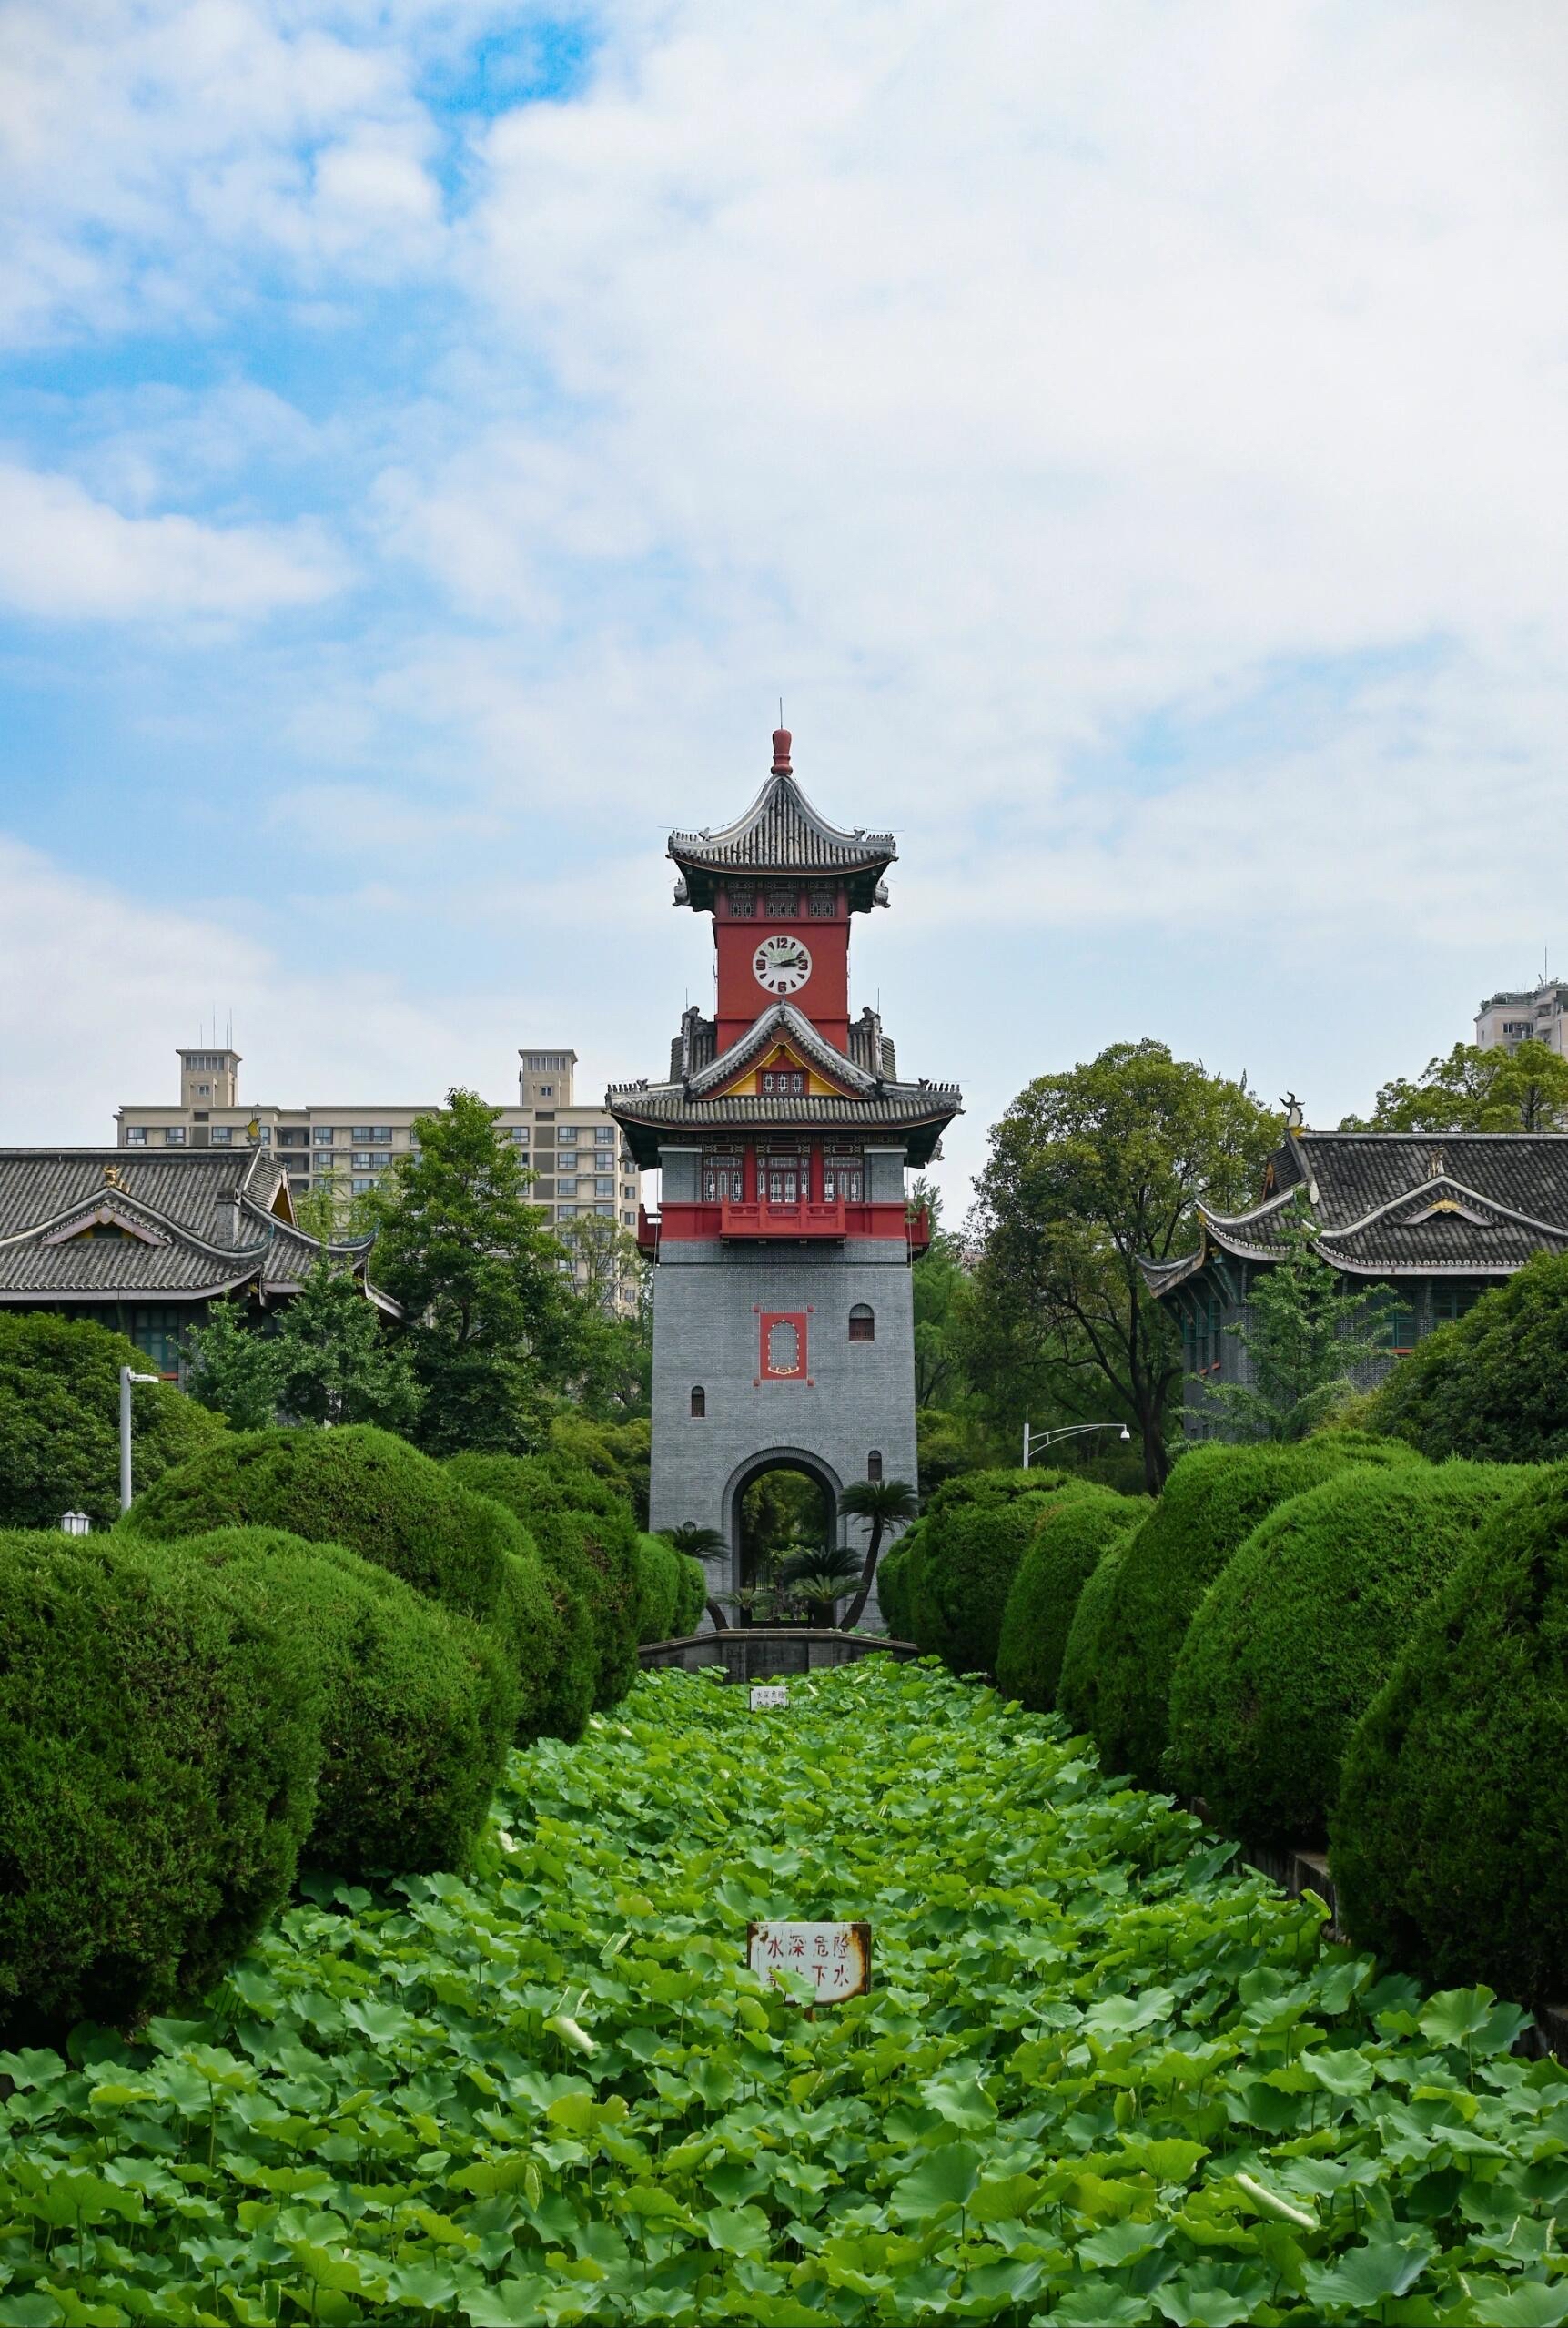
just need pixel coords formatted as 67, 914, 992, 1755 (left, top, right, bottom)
867, 1451, 884, 1482
690, 1385, 706, 1418
848, 1303, 875, 1341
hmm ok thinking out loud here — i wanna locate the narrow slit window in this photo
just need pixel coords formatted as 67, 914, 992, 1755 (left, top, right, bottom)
690, 1385, 706, 1418
866, 1451, 884, 1481
848, 1303, 875, 1341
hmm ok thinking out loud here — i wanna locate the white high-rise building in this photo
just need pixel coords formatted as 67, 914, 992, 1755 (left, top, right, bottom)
1475, 980, 1568, 1057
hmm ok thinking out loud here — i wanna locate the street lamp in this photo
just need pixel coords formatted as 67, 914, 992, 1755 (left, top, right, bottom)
1022, 1419, 1132, 1468
119, 1365, 160, 1513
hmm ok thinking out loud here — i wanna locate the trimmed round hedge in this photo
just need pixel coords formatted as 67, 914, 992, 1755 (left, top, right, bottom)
1057, 1435, 1422, 1788
672, 1543, 707, 1635
1165, 1462, 1519, 1847
1331, 1467, 1568, 2002
996, 1493, 1148, 1713
902, 1480, 1096, 1675
141, 1528, 515, 1877
1055, 1533, 1134, 1750
0, 1530, 319, 2040
920, 1466, 1077, 1524
0, 1310, 226, 1532
629, 1533, 705, 1642
875, 1525, 918, 1639
129, 1426, 516, 1628
632, 1533, 682, 1643
446, 1451, 639, 1712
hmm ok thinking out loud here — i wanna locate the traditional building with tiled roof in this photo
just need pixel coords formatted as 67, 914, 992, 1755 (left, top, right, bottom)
610, 725, 961, 1627
0, 1145, 390, 1376
1140, 1108, 1568, 1433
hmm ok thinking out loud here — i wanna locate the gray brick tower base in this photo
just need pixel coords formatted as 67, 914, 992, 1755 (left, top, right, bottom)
647, 1235, 916, 1629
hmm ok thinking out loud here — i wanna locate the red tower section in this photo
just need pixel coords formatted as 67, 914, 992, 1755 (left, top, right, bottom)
709, 728, 853, 1050
609, 726, 960, 1257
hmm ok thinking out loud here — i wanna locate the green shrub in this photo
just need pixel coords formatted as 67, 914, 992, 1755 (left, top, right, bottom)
129, 1426, 514, 1628
1056, 1436, 1422, 1787
876, 1526, 918, 1637
1056, 1534, 1134, 1751
0, 1311, 226, 1531
138, 1528, 514, 1877
490, 1537, 596, 1744
1331, 1467, 1568, 2002
1365, 1252, 1568, 1464
996, 1493, 1148, 1712
446, 1451, 639, 1710
672, 1547, 707, 1635
920, 1465, 1077, 1524
632, 1533, 682, 1642
1166, 1463, 1517, 1847
904, 1486, 1096, 1673
0, 1531, 319, 2040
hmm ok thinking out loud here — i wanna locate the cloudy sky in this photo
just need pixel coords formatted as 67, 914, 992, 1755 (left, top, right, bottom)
3, 0, 1566, 1205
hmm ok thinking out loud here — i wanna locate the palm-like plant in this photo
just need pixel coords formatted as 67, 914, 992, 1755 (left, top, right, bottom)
837, 1478, 919, 1631
658, 1523, 731, 1631
774, 1541, 858, 1622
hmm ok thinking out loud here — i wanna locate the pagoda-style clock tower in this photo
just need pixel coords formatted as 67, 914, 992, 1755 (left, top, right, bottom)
608, 727, 962, 1627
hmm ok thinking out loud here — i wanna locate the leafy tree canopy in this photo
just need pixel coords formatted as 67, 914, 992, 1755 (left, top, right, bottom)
0, 1310, 223, 1530
187, 1255, 421, 1436
1209, 1200, 1395, 1442
1343, 1037, 1568, 1133
364, 1088, 590, 1456
1365, 1250, 1568, 1463
968, 1041, 1277, 1488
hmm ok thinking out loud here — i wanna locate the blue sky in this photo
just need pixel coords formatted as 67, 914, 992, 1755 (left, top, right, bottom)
3, 0, 1567, 1210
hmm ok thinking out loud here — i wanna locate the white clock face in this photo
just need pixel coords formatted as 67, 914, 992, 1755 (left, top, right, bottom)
753, 934, 813, 996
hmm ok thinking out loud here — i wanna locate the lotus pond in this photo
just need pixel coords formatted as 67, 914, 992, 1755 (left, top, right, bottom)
4, 1658, 1568, 2326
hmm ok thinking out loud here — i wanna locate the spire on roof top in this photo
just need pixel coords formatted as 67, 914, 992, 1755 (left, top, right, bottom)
772, 725, 792, 774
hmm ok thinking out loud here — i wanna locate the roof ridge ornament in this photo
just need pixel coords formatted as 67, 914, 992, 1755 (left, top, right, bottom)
772, 725, 792, 774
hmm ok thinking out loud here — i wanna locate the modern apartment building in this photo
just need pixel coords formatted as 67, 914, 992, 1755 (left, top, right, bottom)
1475, 979, 1568, 1057
116, 1048, 645, 1300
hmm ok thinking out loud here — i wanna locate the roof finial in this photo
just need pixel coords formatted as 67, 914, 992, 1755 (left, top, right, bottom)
772, 712, 792, 774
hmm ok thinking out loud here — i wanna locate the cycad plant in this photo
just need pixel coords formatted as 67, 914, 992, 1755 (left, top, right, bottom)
837, 1478, 919, 1630
776, 1541, 861, 1623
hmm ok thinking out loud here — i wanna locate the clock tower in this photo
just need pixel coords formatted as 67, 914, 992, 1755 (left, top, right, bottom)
608, 727, 962, 1630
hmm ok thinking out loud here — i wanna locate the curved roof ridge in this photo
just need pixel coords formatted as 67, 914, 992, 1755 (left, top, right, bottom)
685, 1002, 875, 1098
668, 773, 895, 877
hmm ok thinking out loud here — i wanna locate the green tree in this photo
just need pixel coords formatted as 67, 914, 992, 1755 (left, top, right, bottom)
184, 1298, 280, 1432
269, 1251, 423, 1432
1345, 1037, 1568, 1133
555, 1217, 653, 1420
364, 1088, 588, 1456
187, 1250, 422, 1434
838, 1477, 919, 1631
0, 1311, 224, 1530
969, 1041, 1277, 1490
1209, 1201, 1396, 1441
908, 1179, 967, 1409
1365, 1249, 1568, 1463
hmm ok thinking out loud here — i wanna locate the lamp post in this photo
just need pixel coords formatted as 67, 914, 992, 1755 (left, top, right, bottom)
1022, 1419, 1131, 1469
119, 1365, 160, 1513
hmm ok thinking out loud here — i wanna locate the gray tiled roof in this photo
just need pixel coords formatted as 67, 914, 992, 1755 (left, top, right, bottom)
1141, 1129, 1568, 1295
608, 1083, 961, 1169
683, 1002, 881, 1099
669, 773, 895, 877
0, 1149, 379, 1304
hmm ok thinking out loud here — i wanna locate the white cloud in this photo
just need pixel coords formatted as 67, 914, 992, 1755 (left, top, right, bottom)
0, 462, 347, 619
0, 833, 615, 1143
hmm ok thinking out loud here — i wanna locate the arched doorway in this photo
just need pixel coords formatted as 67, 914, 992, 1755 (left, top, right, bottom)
720, 1446, 845, 1619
